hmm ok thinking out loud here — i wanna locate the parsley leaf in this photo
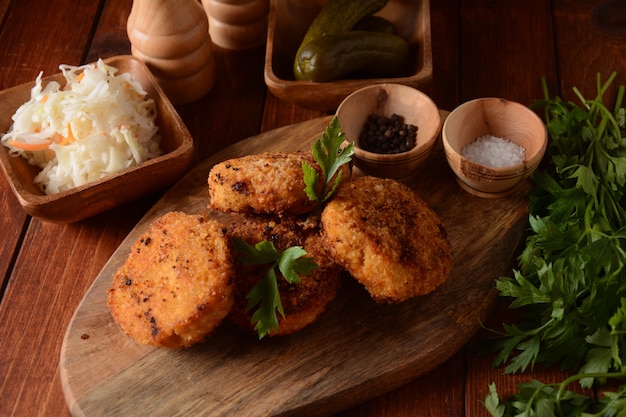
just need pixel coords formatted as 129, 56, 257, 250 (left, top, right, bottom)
232, 116, 353, 340
303, 115, 354, 207
484, 380, 592, 417
232, 238, 318, 339
482, 73, 626, 414
278, 246, 318, 281
482, 383, 505, 417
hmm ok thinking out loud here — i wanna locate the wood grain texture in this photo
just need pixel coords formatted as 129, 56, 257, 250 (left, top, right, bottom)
0, 176, 26, 296
0, 1, 98, 90
554, 0, 626, 103
340, 351, 466, 417
458, 0, 556, 105
177, 45, 269, 162
85, 0, 133, 63
60, 116, 531, 417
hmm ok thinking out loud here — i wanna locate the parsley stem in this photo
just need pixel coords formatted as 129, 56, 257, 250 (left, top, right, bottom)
615, 84, 625, 113
555, 371, 626, 416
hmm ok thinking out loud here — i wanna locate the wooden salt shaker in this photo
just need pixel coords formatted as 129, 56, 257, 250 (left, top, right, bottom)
201, 0, 269, 50
127, 0, 216, 104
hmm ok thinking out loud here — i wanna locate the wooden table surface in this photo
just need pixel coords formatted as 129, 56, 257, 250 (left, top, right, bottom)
1, 1, 625, 416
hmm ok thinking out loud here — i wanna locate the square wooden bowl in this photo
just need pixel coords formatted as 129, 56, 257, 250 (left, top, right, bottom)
264, 0, 433, 111
0, 55, 194, 223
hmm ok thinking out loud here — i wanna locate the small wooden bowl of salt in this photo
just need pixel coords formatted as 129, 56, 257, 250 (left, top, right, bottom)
442, 97, 547, 197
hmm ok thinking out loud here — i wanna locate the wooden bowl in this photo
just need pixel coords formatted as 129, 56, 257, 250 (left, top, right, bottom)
442, 97, 547, 198
264, 0, 433, 111
336, 83, 441, 183
0, 55, 194, 223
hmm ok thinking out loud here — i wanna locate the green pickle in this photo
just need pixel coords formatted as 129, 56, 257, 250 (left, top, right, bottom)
352, 15, 398, 34
293, 0, 390, 80
296, 31, 410, 82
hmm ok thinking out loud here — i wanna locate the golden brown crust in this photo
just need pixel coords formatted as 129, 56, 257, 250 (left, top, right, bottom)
107, 211, 234, 348
321, 176, 452, 303
226, 214, 342, 336
207, 151, 320, 217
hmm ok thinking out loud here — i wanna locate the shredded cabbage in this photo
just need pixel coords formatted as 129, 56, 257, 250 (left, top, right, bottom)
1, 59, 161, 195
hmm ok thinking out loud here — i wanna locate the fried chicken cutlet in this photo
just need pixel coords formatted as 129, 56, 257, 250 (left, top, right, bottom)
208, 151, 350, 217
321, 176, 452, 303
226, 214, 343, 336
108, 211, 234, 348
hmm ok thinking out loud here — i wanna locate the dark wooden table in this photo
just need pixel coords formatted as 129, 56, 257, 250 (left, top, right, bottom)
1, 1, 625, 416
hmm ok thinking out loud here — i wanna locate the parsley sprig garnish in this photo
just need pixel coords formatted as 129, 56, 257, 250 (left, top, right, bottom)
483, 73, 626, 416
234, 116, 353, 339
233, 238, 317, 339
303, 116, 354, 209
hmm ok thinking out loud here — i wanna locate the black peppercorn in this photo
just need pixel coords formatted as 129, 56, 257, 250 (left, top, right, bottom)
358, 113, 418, 154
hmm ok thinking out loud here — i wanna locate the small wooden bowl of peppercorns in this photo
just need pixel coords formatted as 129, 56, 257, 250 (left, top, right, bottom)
336, 83, 441, 183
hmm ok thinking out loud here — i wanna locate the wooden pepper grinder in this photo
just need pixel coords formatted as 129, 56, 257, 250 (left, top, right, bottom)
201, 0, 269, 50
127, 0, 216, 104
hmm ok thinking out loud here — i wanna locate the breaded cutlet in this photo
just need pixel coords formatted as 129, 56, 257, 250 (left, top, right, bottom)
226, 214, 343, 336
321, 176, 452, 303
108, 211, 234, 348
207, 151, 350, 217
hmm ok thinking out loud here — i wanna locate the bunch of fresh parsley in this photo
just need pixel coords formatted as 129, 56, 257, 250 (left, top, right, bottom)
484, 73, 626, 416
234, 116, 354, 339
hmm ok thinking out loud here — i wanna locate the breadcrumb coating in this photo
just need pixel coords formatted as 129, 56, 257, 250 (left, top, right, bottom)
226, 214, 342, 336
208, 151, 351, 217
108, 211, 234, 348
208, 151, 320, 216
321, 176, 452, 303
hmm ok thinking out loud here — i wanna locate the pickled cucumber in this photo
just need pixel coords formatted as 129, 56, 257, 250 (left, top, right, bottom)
352, 15, 397, 34
293, 0, 389, 80
295, 31, 410, 82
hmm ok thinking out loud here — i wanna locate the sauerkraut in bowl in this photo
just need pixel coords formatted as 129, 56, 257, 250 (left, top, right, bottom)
1, 58, 162, 195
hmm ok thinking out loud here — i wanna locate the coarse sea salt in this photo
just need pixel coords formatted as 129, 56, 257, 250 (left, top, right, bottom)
461, 135, 525, 168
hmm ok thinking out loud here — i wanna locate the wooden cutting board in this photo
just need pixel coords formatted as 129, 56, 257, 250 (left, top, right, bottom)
60, 115, 531, 417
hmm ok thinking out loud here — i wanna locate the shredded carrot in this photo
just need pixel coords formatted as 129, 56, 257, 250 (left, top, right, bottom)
7, 139, 51, 151
55, 124, 75, 146
66, 123, 76, 143
76, 72, 85, 82
40, 94, 49, 103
